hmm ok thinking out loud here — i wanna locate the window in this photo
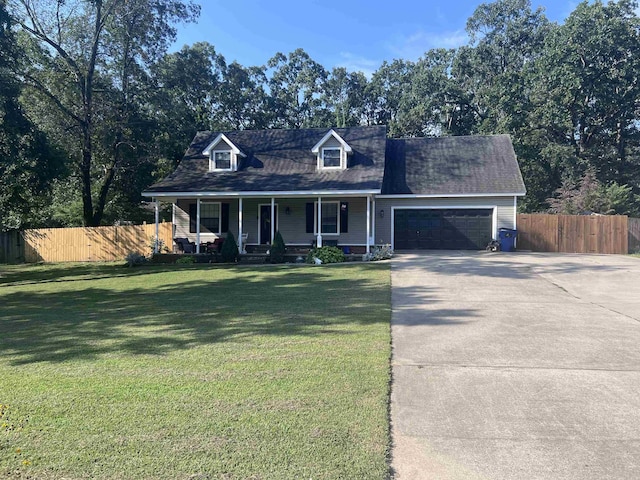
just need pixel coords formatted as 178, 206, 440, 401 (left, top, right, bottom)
306, 202, 348, 234
313, 201, 339, 235
189, 202, 221, 233
322, 148, 341, 168
321, 203, 338, 233
212, 151, 231, 170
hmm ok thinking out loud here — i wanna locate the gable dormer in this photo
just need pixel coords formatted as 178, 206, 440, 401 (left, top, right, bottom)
202, 133, 246, 172
311, 130, 353, 171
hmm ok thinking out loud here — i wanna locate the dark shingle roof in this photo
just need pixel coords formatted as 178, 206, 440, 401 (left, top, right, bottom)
145, 126, 387, 193
145, 128, 526, 196
381, 135, 526, 195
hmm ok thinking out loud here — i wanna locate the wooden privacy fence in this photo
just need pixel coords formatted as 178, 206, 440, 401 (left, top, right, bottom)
516, 214, 628, 254
0, 230, 24, 263
20, 222, 172, 263
630, 218, 640, 253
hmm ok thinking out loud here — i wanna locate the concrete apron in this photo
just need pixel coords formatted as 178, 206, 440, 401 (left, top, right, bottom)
390, 251, 640, 480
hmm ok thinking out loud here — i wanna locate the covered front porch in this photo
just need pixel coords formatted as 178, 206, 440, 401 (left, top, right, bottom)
150, 193, 380, 255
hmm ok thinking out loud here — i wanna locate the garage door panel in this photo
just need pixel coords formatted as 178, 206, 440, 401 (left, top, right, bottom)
394, 209, 493, 250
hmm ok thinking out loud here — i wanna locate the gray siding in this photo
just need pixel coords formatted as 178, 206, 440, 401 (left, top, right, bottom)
175, 199, 239, 242
322, 137, 341, 148
173, 196, 372, 246
375, 196, 517, 246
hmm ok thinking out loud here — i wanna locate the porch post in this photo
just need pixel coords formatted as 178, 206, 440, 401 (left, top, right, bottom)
154, 197, 159, 254
196, 198, 201, 254
366, 195, 371, 254
371, 196, 376, 248
316, 196, 322, 247
270, 197, 275, 245
238, 197, 244, 254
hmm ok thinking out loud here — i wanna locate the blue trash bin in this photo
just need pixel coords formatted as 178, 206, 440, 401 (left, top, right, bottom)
498, 228, 517, 252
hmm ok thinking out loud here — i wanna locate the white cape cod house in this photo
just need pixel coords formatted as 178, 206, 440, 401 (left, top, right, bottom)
143, 125, 526, 253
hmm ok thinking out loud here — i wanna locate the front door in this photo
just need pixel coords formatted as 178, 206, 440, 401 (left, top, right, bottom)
259, 205, 278, 244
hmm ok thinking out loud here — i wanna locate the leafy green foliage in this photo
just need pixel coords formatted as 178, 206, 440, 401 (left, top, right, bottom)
306, 246, 345, 264
125, 252, 147, 267
363, 245, 394, 261
0, 0, 63, 230
220, 232, 239, 263
175, 255, 195, 264
269, 230, 286, 264
548, 167, 637, 215
6, 0, 640, 225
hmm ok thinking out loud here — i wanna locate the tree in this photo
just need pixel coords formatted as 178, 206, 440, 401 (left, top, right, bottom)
548, 167, 637, 215
151, 42, 224, 166
323, 67, 369, 128
530, 0, 640, 196
401, 49, 476, 137
267, 49, 329, 128
0, 0, 62, 230
452, 0, 554, 210
366, 59, 415, 137
12, 0, 199, 226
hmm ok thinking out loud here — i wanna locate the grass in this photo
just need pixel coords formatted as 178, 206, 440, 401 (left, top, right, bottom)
0, 262, 391, 479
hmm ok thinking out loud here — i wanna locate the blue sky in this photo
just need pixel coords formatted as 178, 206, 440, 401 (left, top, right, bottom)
172, 0, 578, 75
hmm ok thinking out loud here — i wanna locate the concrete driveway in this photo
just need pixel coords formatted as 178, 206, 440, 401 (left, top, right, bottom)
391, 252, 640, 480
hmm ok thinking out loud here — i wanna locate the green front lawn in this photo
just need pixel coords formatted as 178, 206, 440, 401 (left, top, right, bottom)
0, 262, 391, 479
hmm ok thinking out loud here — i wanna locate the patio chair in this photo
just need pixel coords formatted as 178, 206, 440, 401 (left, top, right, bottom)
240, 233, 248, 254
174, 237, 195, 253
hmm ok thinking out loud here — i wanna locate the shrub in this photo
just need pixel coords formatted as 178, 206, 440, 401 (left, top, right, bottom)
363, 244, 394, 261
306, 246, 345, 264
220, 232, 239, 263
270, 231, 286, 263
125, 252, 147, 267
148, 235, 169, 254
175, 255, 195, 264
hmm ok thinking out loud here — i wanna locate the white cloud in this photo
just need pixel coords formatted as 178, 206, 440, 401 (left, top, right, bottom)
387, 29, 469, 61
335, 52, 381, 78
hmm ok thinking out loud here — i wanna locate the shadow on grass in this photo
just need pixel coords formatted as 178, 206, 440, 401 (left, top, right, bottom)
0, 262, 188, 286
1, 263, 396, 365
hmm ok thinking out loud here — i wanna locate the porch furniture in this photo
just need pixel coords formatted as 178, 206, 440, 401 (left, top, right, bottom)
240, 233, 248, 254
174, 237, 195, 253
200, 242, 217, 254
212, 237, 225, 252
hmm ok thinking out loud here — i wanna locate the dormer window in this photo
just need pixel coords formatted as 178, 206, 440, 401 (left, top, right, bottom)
213, 151, 232, 170
322, 148, 341, 169
312, 129, 353, 171
202, 133, 246, 173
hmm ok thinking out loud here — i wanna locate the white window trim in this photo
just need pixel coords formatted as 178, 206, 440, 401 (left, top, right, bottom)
197, 201, 222, 235
320, 147, 344, 170
210, 150, 233, 172
311, 129, 353, 154
314, 201, 340, 236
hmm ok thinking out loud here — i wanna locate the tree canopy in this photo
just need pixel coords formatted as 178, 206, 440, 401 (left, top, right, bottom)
2, 0, 640, 229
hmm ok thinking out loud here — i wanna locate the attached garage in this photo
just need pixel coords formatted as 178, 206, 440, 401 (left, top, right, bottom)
393, 208, 494, 250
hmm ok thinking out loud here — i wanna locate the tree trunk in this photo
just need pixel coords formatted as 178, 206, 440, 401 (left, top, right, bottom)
81, 126, 95, 226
